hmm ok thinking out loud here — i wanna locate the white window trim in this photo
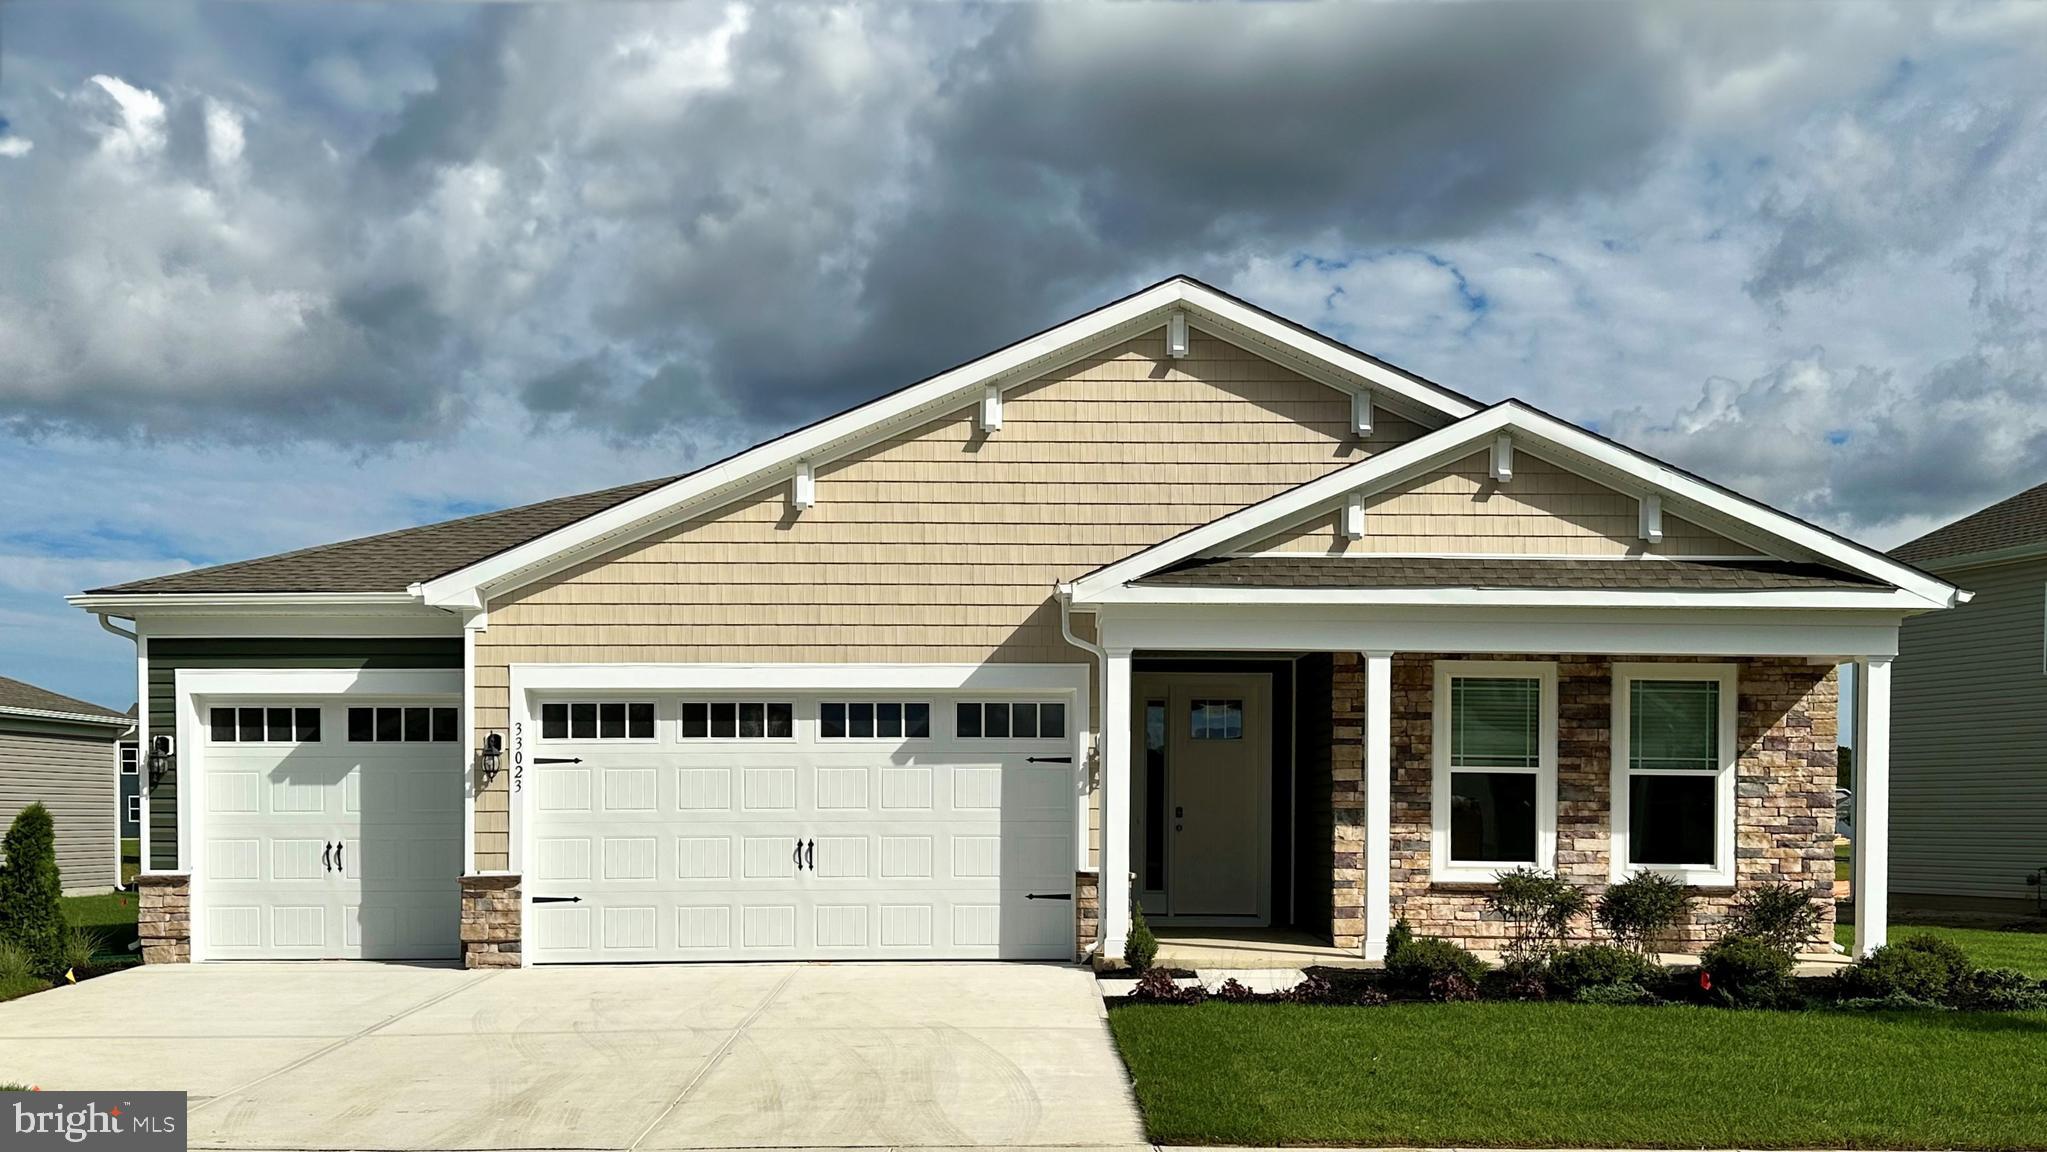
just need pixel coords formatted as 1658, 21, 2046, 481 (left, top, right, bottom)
1610, 662, 1739, 887
125, 794, 142, 824
119, 743, 139, 776
1431, 660, 1558, 883
534, 700, 662, 744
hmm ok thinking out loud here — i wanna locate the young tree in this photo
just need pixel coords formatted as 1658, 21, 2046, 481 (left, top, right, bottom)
0, 804, 65, 975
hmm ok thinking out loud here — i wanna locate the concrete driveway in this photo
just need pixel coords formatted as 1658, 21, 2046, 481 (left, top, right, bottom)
0, 962, 1146, 1151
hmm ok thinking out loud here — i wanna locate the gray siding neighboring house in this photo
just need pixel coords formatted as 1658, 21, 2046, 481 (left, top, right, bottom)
1891, 484, 2047, 911
0, 676, 132, 895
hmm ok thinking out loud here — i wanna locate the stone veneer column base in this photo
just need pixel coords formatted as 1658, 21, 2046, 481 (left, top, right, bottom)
136, 873, 192, 964
1074, 870, 1100, 962
460, 874, 522, 968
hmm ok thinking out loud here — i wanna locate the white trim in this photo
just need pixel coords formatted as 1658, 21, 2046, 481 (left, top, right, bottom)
1490, 434, 1514, 482
1342, 492, 1365, 541
1853, 656, 1891, 957
1100, 648, 1134, 959
1639, 493, 1665, 545
69, 592, 426, 615
1351, 391, 1374, 436
125, 794, 142, 826
978, 382, 1003, 433
1068, 402, 1963, 609
1609, 662, 1739, 888
1166, 310, 1189, 358
114, 613, 462, 639
791, 460, 816, 512
511, 662, 1088, 693
1362, 651, 1393, 959
1431, 660, 1558, 883
1230, 551, 1779, 562
136, 626, 153, 875
461, 617, 480, 877
1084, 585, 1933, 610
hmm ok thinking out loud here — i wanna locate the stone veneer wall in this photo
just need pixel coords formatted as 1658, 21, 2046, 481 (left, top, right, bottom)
460, 874, 522, 968
1074, 870, 1100, 962
1331, 652, 1837, 957
136, 872, 191, 963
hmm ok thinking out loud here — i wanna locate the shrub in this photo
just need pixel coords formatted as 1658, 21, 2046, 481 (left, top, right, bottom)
1131, 968, 1202, 1003
1384, 936, 1487, 998
0, 804, 64, 975
1953, 968, 2047, 1013
1281, 973, 1333, 1003
1575, 981, 1654, 1006
1213, 977, 1255, 1002
1836, 934, 1973, 1003
1124, 901, 1158, 973
1483, 960, 1549, 1001
1486, 867, 1586, 965
1429, 970, 1481, 1002
60, 926, 104, 974
1595, 872, 1694, 960
1726, 884, 1824, 957
0, 939, 35, 985
1701, 933, 1796, 1008
1547, 944, 1661, 996
1384, 917, 1416, 960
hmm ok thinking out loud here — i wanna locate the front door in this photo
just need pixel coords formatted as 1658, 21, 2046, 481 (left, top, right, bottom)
1132, 673, 1270, 922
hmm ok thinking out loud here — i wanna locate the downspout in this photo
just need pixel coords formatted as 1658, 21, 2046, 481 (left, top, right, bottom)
96, 613, 137, 642
1056, 582, 1107, 778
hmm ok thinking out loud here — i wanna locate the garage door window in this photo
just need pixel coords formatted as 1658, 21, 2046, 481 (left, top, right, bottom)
677, 701, 793, 740
539, 701, 656, 741
210, 706, 322, 744
955, 701, 1065, 739
820, 701, 930, 739
349, 706, 460, 743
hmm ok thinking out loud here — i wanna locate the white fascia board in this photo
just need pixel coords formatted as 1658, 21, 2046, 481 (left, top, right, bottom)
1083, 584, 1944, 611
512, 662, 1088, 694
417, 279, 1482, 608
0, 705, 131, 727
1069, 402, 1965, 608
175, 667, 462, 698
69, 592, 425, 616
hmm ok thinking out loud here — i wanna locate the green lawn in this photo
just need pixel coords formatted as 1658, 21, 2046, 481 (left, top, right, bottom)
120, 837, 140, 885
58, 891, 139, 962
1835, 924, 2047, 976
1837, 839, 1851, 881
1110, 1001, 2047, 1148
0, 976, 50, 1005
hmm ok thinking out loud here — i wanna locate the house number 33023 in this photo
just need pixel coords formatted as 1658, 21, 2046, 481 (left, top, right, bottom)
513, 721, 524, 792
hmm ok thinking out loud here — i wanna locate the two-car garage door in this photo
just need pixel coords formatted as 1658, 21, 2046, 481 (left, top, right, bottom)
524, 693, 1078, 963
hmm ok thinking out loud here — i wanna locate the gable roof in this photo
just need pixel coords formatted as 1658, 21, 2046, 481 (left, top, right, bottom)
79, 276, 1481, 606
1889, 479, 2047, 570
1067, 401, 1963, 610
0, 675, 130, 725
1138, 556, 1883, 592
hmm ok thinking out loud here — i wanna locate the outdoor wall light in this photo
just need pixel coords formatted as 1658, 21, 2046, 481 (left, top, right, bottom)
479, 732, 504, 785
147, 733, 175, 788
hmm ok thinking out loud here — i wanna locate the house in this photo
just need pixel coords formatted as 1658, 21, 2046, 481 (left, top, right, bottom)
0, 675, 133, 895
67, 278, 1959, 967
1888, 482, 2047, 914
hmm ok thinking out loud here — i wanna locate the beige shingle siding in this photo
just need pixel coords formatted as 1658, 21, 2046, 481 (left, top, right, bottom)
1247, 448, 1750, 556
471, 328, 1418, 867
1893, 556, 2047, 901
0, 727, 116, 894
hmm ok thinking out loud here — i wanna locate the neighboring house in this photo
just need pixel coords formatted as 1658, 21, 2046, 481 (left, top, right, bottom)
68, 278, 1959, 968
1889, 483, 2047, 913
119, 706, 141, 844
0, 675, 133, 895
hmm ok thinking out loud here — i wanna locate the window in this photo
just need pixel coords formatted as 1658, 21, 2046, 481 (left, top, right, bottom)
119, 743, 138, 776
675, 701, 792, 740
348, 706, 459, 743
1143, 700, 1167, 892
1431, 662, 1556, 882
1612, 664, 1737, 886
538, 701, 656, 741
125, 795, 142, 824
208, 707, 322, 744
819, 702, 930, 740
1189, 699, 1243, 740
955, 701, 1066, 739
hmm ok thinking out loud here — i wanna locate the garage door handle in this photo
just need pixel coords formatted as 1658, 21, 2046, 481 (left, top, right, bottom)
1025, 892, 1072, 901
804, 838, 815, 872
335, 842, 343, 873
1026, 756, 1072, 764
792, 839, 803, 869
322, 842, 332, 873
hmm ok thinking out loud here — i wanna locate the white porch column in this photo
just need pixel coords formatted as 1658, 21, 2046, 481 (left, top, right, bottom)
1362, 651, 1394, 960
1853, 656, 1892, 957
1099, 647, 1135, 959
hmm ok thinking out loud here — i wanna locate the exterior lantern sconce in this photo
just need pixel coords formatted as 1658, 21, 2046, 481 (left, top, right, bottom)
147, 734, 175, 788
479, 732, 504, 786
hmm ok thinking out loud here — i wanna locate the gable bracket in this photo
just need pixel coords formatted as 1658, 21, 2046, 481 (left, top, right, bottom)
1638, 492, 1664, 544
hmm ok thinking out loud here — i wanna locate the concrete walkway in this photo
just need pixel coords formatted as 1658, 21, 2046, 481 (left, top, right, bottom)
0, 961, 1146, 1151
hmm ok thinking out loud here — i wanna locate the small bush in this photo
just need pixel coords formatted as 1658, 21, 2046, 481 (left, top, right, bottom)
1953, 967, 2047, 1013
1347, 982, 1390, 1007
1384, 936, 1487, 997
0, 804, 64, 976
1726, 883, 1824, 956
1213, 977, 1255, 1002
1701, 934, 1796, 1008
1575, 981, 1654, 1006
1482, 960, 1550, 1002
60, 926, 104, 974
1281, 973, 1333, 1003
1547, 944, 1661, 996
1595, 872, 1694, 960
1384, 917, 1416, 960
1131, 967, 1202, 1003
1124, 901, 1158, 973
1429, 970, 1481, 1002
0, 939, 35, 985
1487, 867, 1586, 966
1837, 933, 1973, 1004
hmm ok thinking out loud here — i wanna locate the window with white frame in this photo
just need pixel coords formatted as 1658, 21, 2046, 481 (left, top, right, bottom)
1432, 661, 1557, 882
540, 701, 656, 741
677, 701, 792, 740
955, 700, 1066, 739
209, 706, 322, 744
119, 743, 138, 776
820, 702, 930, 740
126, 795, 142, 824
1612, 663, 1738, 886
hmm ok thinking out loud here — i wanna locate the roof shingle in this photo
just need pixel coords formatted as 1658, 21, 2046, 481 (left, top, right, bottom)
0, 675, 130, 721
1889, 480, 2047, 567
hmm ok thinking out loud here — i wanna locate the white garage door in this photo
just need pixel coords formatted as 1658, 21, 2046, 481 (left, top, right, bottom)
524, 694, 1078, 962
199, 700, 462, 960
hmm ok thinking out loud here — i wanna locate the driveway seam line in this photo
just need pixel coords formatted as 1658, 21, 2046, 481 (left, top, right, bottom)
189, 971, 503, 1115
623, 966, 801, 1152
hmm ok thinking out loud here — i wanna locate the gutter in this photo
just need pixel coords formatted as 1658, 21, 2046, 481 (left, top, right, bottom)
1055, 581, 1108, 790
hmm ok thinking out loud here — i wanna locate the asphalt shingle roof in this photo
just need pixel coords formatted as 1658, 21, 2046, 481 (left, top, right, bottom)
1133, 556, 1883, 591
1889, 480, 2047, 567
0, 675, 129, 721
90, 476, 682, 595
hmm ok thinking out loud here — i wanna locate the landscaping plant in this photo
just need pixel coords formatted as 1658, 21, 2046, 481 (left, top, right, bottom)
60, 925, 105, 975
1725, 882, 1823, 956
1836, 932, 1973, 1004
1952, 967, 2047, 1013
1383, 916, 1415, 960
1546, 943, 1660, 1000
1125, 899, 1159, 972
1594, 872, 1693, 961
1383, 936, 1487, 1000
1699, 934, 1796, 1008
0, 804, 64, 976
1485, 867, 1585, 966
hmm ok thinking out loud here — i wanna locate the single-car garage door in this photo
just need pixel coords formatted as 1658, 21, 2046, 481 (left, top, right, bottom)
198, 699, 462, 960
524, 693, 1078, 962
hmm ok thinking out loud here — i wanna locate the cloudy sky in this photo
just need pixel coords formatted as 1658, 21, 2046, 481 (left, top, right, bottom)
3, 1, 2046, 708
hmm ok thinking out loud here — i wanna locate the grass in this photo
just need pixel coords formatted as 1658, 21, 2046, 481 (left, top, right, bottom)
1835, 923, 2047, 976
58, 891, 139, 963
120, 837, 139, 885
0, 976, 49, 1005
1837, 839, 1851, 881
1110, 1001, 2047, 1148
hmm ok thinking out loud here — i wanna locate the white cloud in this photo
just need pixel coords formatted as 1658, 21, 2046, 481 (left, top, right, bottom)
0, 138, 31, 158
